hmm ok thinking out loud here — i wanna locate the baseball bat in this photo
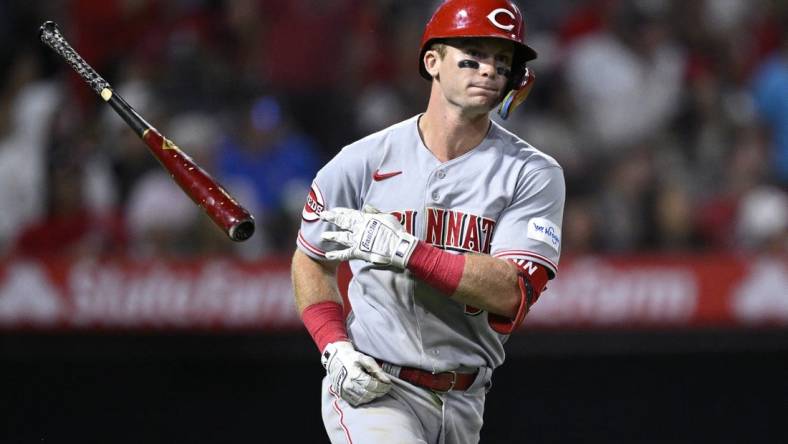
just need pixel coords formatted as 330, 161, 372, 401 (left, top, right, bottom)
38, 21, 255, 242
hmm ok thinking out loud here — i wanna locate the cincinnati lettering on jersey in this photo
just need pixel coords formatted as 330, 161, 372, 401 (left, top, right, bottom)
389, 208, 496, 254
390, 210, 417, 235
426, 207, 496, 254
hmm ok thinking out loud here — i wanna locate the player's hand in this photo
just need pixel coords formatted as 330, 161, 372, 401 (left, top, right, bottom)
320, 206, 418, 270
321, 341, 392, 406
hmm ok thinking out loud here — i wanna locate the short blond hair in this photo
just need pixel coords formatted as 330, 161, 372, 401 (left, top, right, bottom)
430, 42, 448, 58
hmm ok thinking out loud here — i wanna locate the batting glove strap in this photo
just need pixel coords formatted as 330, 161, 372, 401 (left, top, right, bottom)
389, 229, 418, 270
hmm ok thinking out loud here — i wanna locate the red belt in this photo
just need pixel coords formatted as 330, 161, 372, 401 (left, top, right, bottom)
377, 360, 478, 392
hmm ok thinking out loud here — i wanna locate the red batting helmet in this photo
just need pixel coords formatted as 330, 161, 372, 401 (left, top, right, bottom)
418, 0, 538, 86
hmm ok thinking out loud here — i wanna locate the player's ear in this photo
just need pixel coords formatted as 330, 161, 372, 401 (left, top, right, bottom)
424, 49, 441, 79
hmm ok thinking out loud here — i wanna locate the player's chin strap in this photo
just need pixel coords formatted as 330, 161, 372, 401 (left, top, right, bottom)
497, 67, 535, 120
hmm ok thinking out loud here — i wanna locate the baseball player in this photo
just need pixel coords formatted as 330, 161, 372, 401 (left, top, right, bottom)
291, 1, 564, 443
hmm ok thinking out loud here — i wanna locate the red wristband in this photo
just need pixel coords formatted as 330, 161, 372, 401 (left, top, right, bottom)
301, 301, 349, 353
406, 241, 466, 296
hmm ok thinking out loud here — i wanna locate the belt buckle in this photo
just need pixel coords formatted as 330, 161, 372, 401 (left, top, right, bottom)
434, 370, 457, 392
447, 371, 457, 391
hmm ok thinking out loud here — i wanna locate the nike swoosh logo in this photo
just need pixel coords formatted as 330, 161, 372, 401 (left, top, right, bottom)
372, 170, 402, 181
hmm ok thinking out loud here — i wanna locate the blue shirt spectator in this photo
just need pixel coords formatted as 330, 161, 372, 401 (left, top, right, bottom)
752, 52, 788, 185
217, 96, 321, 214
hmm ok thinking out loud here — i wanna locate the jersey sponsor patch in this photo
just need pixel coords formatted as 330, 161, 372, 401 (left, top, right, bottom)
527, 217, 561, 253
302, 182, 325, 222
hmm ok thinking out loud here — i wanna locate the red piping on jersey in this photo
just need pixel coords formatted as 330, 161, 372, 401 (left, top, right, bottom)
298, 230, 326, 257
328, 386, 354, 444
493, 250, 558, 273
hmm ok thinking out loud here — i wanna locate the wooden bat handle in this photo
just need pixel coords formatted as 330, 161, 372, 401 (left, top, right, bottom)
39, 21, 255, 242
39, 21, 110, 97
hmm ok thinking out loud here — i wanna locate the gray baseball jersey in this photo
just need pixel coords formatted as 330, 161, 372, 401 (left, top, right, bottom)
298, 114, 565, 374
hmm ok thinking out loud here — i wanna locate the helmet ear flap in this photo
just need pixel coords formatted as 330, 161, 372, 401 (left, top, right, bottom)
498, 67, 535, 120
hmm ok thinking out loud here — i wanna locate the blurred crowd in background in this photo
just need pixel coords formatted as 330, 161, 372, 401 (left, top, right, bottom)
0, 0, 786, 260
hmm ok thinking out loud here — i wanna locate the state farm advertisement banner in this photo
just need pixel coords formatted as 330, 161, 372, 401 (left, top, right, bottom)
526, 256, 787, 328
0, 258, 298, 331
0, 255, 785, 331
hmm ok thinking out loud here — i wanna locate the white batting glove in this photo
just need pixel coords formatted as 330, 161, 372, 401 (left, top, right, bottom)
320, 206, 418, 270
321, 341, 392, 406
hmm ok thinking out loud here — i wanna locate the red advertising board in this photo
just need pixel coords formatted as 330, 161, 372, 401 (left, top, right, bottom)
0, 254, 785, 331
525, 255, 787, 328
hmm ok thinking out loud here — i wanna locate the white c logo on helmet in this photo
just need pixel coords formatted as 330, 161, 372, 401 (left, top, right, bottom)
487, 8, 516, 31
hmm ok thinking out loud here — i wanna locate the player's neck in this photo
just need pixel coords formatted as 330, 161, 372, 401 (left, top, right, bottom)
419, 103, 491, 163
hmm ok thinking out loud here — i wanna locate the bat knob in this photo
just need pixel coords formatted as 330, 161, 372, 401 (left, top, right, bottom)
229, 219, 256, 242
39, 21, 59, 40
